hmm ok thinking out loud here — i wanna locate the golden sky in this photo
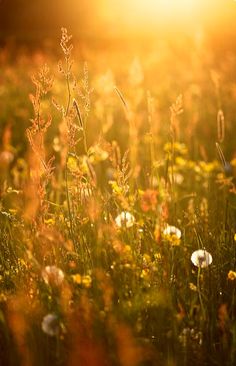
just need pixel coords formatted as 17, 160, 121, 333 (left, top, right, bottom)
0, 0, 236, 40
96, 0, 236, 36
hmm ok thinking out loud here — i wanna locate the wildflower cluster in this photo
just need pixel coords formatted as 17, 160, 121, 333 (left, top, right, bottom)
0, 28, 236, 366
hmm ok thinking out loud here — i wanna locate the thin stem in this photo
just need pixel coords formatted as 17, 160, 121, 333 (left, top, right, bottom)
197, 267, 206, 322
82, 123, 88, 154
65, 155, 74, 241
65, 57, 71, 116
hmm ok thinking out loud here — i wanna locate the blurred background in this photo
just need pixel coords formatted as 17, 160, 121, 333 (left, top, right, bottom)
1, 0, 236, 161
0, 0, 236, 47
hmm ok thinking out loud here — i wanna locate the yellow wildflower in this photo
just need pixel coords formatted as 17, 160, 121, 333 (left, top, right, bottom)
187, 160, 195, 169
189, 282, 197, 292
230, 158, 236, 167
140, 268, 150, 279
175, 156, 187, 167
154, 253, 162, 261
124, 245, 132, 253
169, 235, 181, 246
163, 224, 181, 246
164, 142, 188, 155
9, 209, 17, 215
67, 155, 78, 173
0, 293, 7, 302
44, 218, 55, 226
199, 160, 219, 173
72, 274, 82, 284
82, 275, 92, 288
228, 270, 236, 281
109, 181, 123, 195
143, 254, 151, 264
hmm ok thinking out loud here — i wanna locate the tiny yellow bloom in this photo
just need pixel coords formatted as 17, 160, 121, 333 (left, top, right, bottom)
228, 270, 236, 281
164, 142, 187, 155
109, 181, 123, 195
140, 269, 150, 279
9, 209, 17, 215
44, 218, 55, 225
175, 156, 187, 167
169, 235, 181, 246
187, 160, 195, 169
189, 282, 197, 292
82, 275, 92, 288
67, 155, 78, 172
230, 158, 236, 167
72, 274, 82, 284
0, 293, 7, 302
163, 224, 181, 246
154, 253, 162, 261
199, 161, 219, 173
143, 254, 151, 264
124, 245, 132, 253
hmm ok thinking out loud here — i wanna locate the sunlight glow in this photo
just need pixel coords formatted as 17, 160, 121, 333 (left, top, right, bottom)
129, 0, 198, 16
99, 0, 204, 34
130, 0, 200, 26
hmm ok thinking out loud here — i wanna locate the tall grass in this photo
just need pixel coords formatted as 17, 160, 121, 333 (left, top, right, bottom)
0, 29, 236, 366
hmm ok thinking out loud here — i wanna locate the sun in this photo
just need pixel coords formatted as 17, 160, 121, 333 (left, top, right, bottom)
126, 0, 199, 21
134, 0, 197, 11
99, 0, 202, 32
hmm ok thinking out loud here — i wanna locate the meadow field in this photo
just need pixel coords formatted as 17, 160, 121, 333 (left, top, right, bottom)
0, 24, 236, 366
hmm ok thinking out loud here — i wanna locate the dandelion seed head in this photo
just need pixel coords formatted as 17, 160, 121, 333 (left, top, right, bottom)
0, 150, 14, 165
41, 313, 59, 336
115, 211, 135, 228
191, 249, 212, 268
42, 265, 65, 286
163, 224, 181, 239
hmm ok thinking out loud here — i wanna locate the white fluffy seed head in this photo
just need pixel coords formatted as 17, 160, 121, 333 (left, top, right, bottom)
191, 249, 213, 268
115, 211, 135, 228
